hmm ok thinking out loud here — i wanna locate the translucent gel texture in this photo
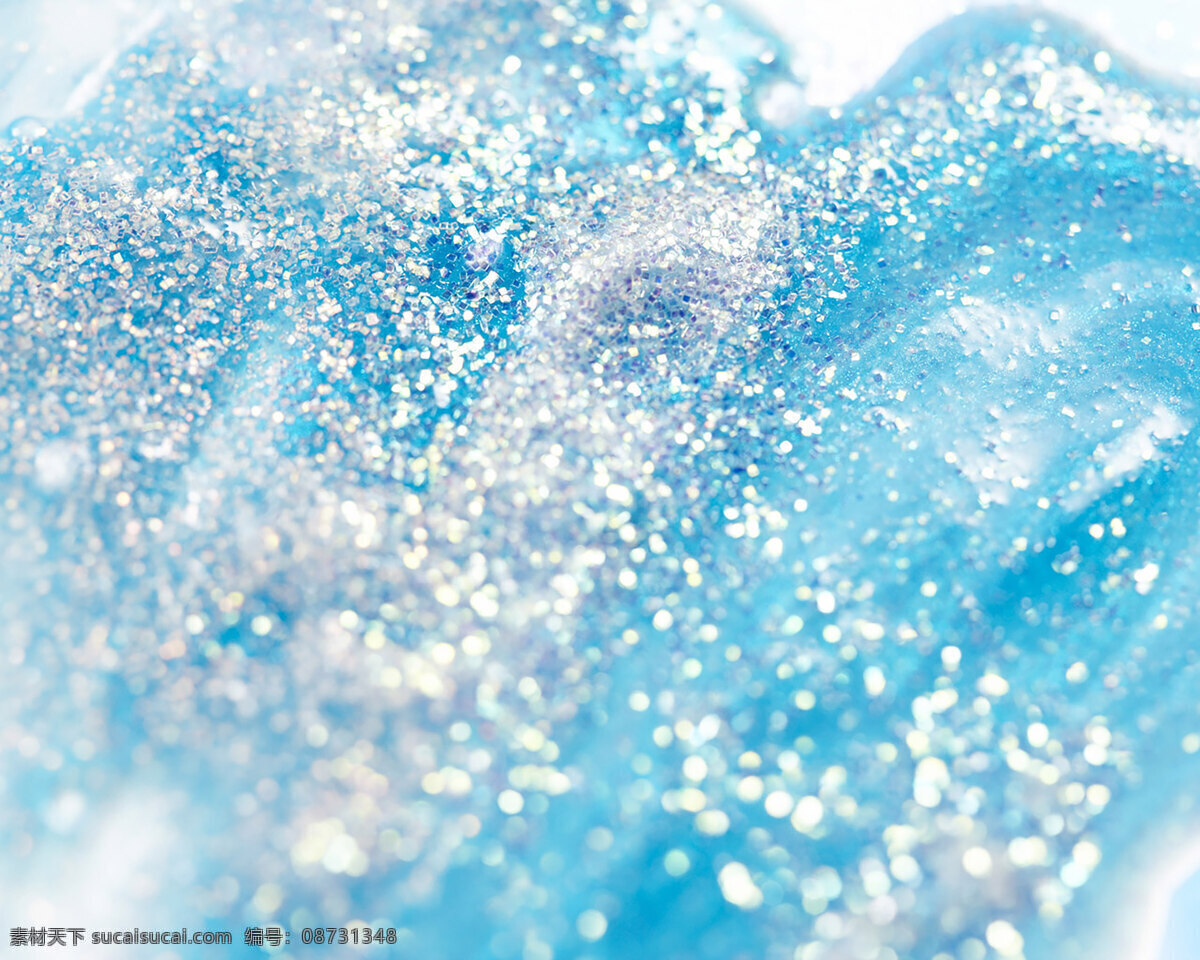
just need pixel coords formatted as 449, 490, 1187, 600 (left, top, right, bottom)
2, 3, 1200, 959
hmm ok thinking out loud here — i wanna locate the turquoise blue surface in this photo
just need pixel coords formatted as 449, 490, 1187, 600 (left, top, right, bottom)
2, 3, 1199, 959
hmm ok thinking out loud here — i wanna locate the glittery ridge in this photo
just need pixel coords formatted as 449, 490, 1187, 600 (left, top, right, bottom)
2, 3, 1199, 960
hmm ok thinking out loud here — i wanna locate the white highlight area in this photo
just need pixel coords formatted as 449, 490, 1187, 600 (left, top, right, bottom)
0, 0, 165, 129
2, 788, 195, 958
743, 0, 1200, 107
3, 0, 1200, 126
1064, 405, 1189, 511
1113, 835, 1200, 960
1156, 861, 1200, 960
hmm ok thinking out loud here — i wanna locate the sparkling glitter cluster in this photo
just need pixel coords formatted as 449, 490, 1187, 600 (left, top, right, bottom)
3, 2, 1200, 959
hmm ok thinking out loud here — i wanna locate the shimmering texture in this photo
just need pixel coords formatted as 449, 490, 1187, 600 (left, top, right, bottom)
3, 3, 1200, 960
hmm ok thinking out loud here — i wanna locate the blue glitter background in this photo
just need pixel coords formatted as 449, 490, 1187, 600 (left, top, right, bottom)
3, 2, 1200, 959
